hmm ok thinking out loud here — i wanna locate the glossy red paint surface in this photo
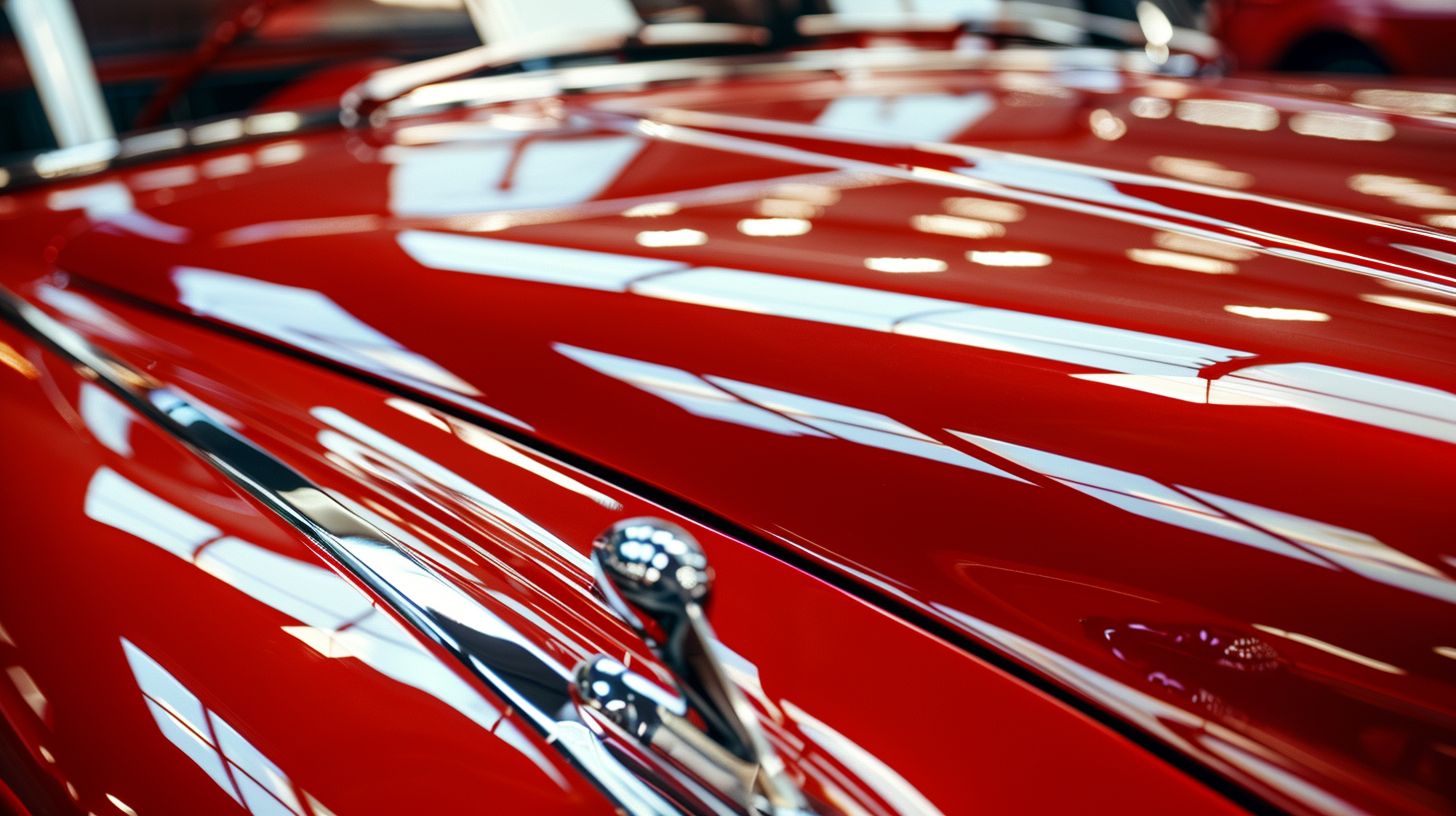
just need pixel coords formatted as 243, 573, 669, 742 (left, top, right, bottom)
0, 278, 1242, 815
0, 328, 615, 816
2, 47, 1456, 814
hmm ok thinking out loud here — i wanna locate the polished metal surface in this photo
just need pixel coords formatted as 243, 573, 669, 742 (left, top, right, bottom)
799, 1, 1218, 59
0, 285, 687, 815
343, 21, 771, 124
581, 520, 810, 815
0, 109, 330, 189
3, 0, 114, 147
375, 44, 1168, 123
576, 655, 764, 811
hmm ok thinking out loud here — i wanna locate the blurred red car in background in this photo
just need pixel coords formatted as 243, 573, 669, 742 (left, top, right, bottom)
1210, 0, 1456, 75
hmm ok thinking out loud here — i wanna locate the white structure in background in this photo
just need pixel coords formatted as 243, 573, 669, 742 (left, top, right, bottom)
462, 0, 639, 47
3, 0, 114, 147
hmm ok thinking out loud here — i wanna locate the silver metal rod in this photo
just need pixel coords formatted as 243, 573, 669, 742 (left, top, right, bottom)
5, 0, 115, 147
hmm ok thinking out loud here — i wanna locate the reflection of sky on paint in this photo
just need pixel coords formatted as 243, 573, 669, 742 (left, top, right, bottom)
780, 698, 946, 816
1078, 363, 1456, 444
812, 93, 995, 142
80, 383, 134, 456
174, 268, 483, 397
554, 341, 1448, 604
951, 433, 1454, 605
31, 284, 150, 347
310, 406, 592, 580
46, 181, 191, 243
401, 229, 1456, 444
171, 267, 533, 429
397, 230, 681, 290
83, 467, 563, 785
557, 343, 1028, 483
387, 134, 645, 217
639, 103, 1456, 300
123, 638, 330, 816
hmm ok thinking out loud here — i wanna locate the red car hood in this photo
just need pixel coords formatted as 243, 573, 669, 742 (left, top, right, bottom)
46, 53, 1456, 813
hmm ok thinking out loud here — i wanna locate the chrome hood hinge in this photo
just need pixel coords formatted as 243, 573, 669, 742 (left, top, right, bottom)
575, 519, 812, 815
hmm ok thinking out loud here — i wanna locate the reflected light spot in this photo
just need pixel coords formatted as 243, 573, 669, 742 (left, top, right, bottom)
1436, 646, 1456, 661
457, 213, 515, 232
1252, 624, 1404, 674
1149, 156, 1253, 189
1153, 231, 1257, 261
255, 141, 306, 167
122, 129, 187, 159
1128, 248, 1237, 275
911, 214, 1006, 239
636, 229, 706, 248
1136, 0, 1173, 45
130, 166, 198, 191
1425, 214, 1456, 230
1140, 18, 1171, 58
737, 217, 811, 237
1224, 305, 1330, 321
998, 71, 1064, 95
1176, 99, 1278, 131
769, 183, 840, 206
38, 745, 55, 763
0, 341, 38, 379
201, 154, 251, 179
216, 214, 385, 247
1090, 109, 1127, 140
34, 141, 117, 179
865, 257, 947, 274
190, 119, 245, 145
106, 793, 139, 816
282, 625, 356, 658
1145, 79, 1190, 99
943, 196, 1025, 222
1396, 192, 1456, 210
1129, 96, 1171, 119
966, 250, 1051, 267
1347, 174, 1441, 197
6, 666, 47, 719
1359, 294, 1456, 318
392, 121, 507, 145
757, 198, 821, 218
622, 201, 680, 218
1352, 88, 1456, 116
1289, 111, 1394, 142
244, 111, 302, 135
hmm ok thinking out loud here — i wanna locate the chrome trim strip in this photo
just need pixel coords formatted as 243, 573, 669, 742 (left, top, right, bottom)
378, 44, 1176, 123
0, 109, 333, 190
342, 21, 771, 124
4, 0, 114, 147
0, 285, 690, 815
